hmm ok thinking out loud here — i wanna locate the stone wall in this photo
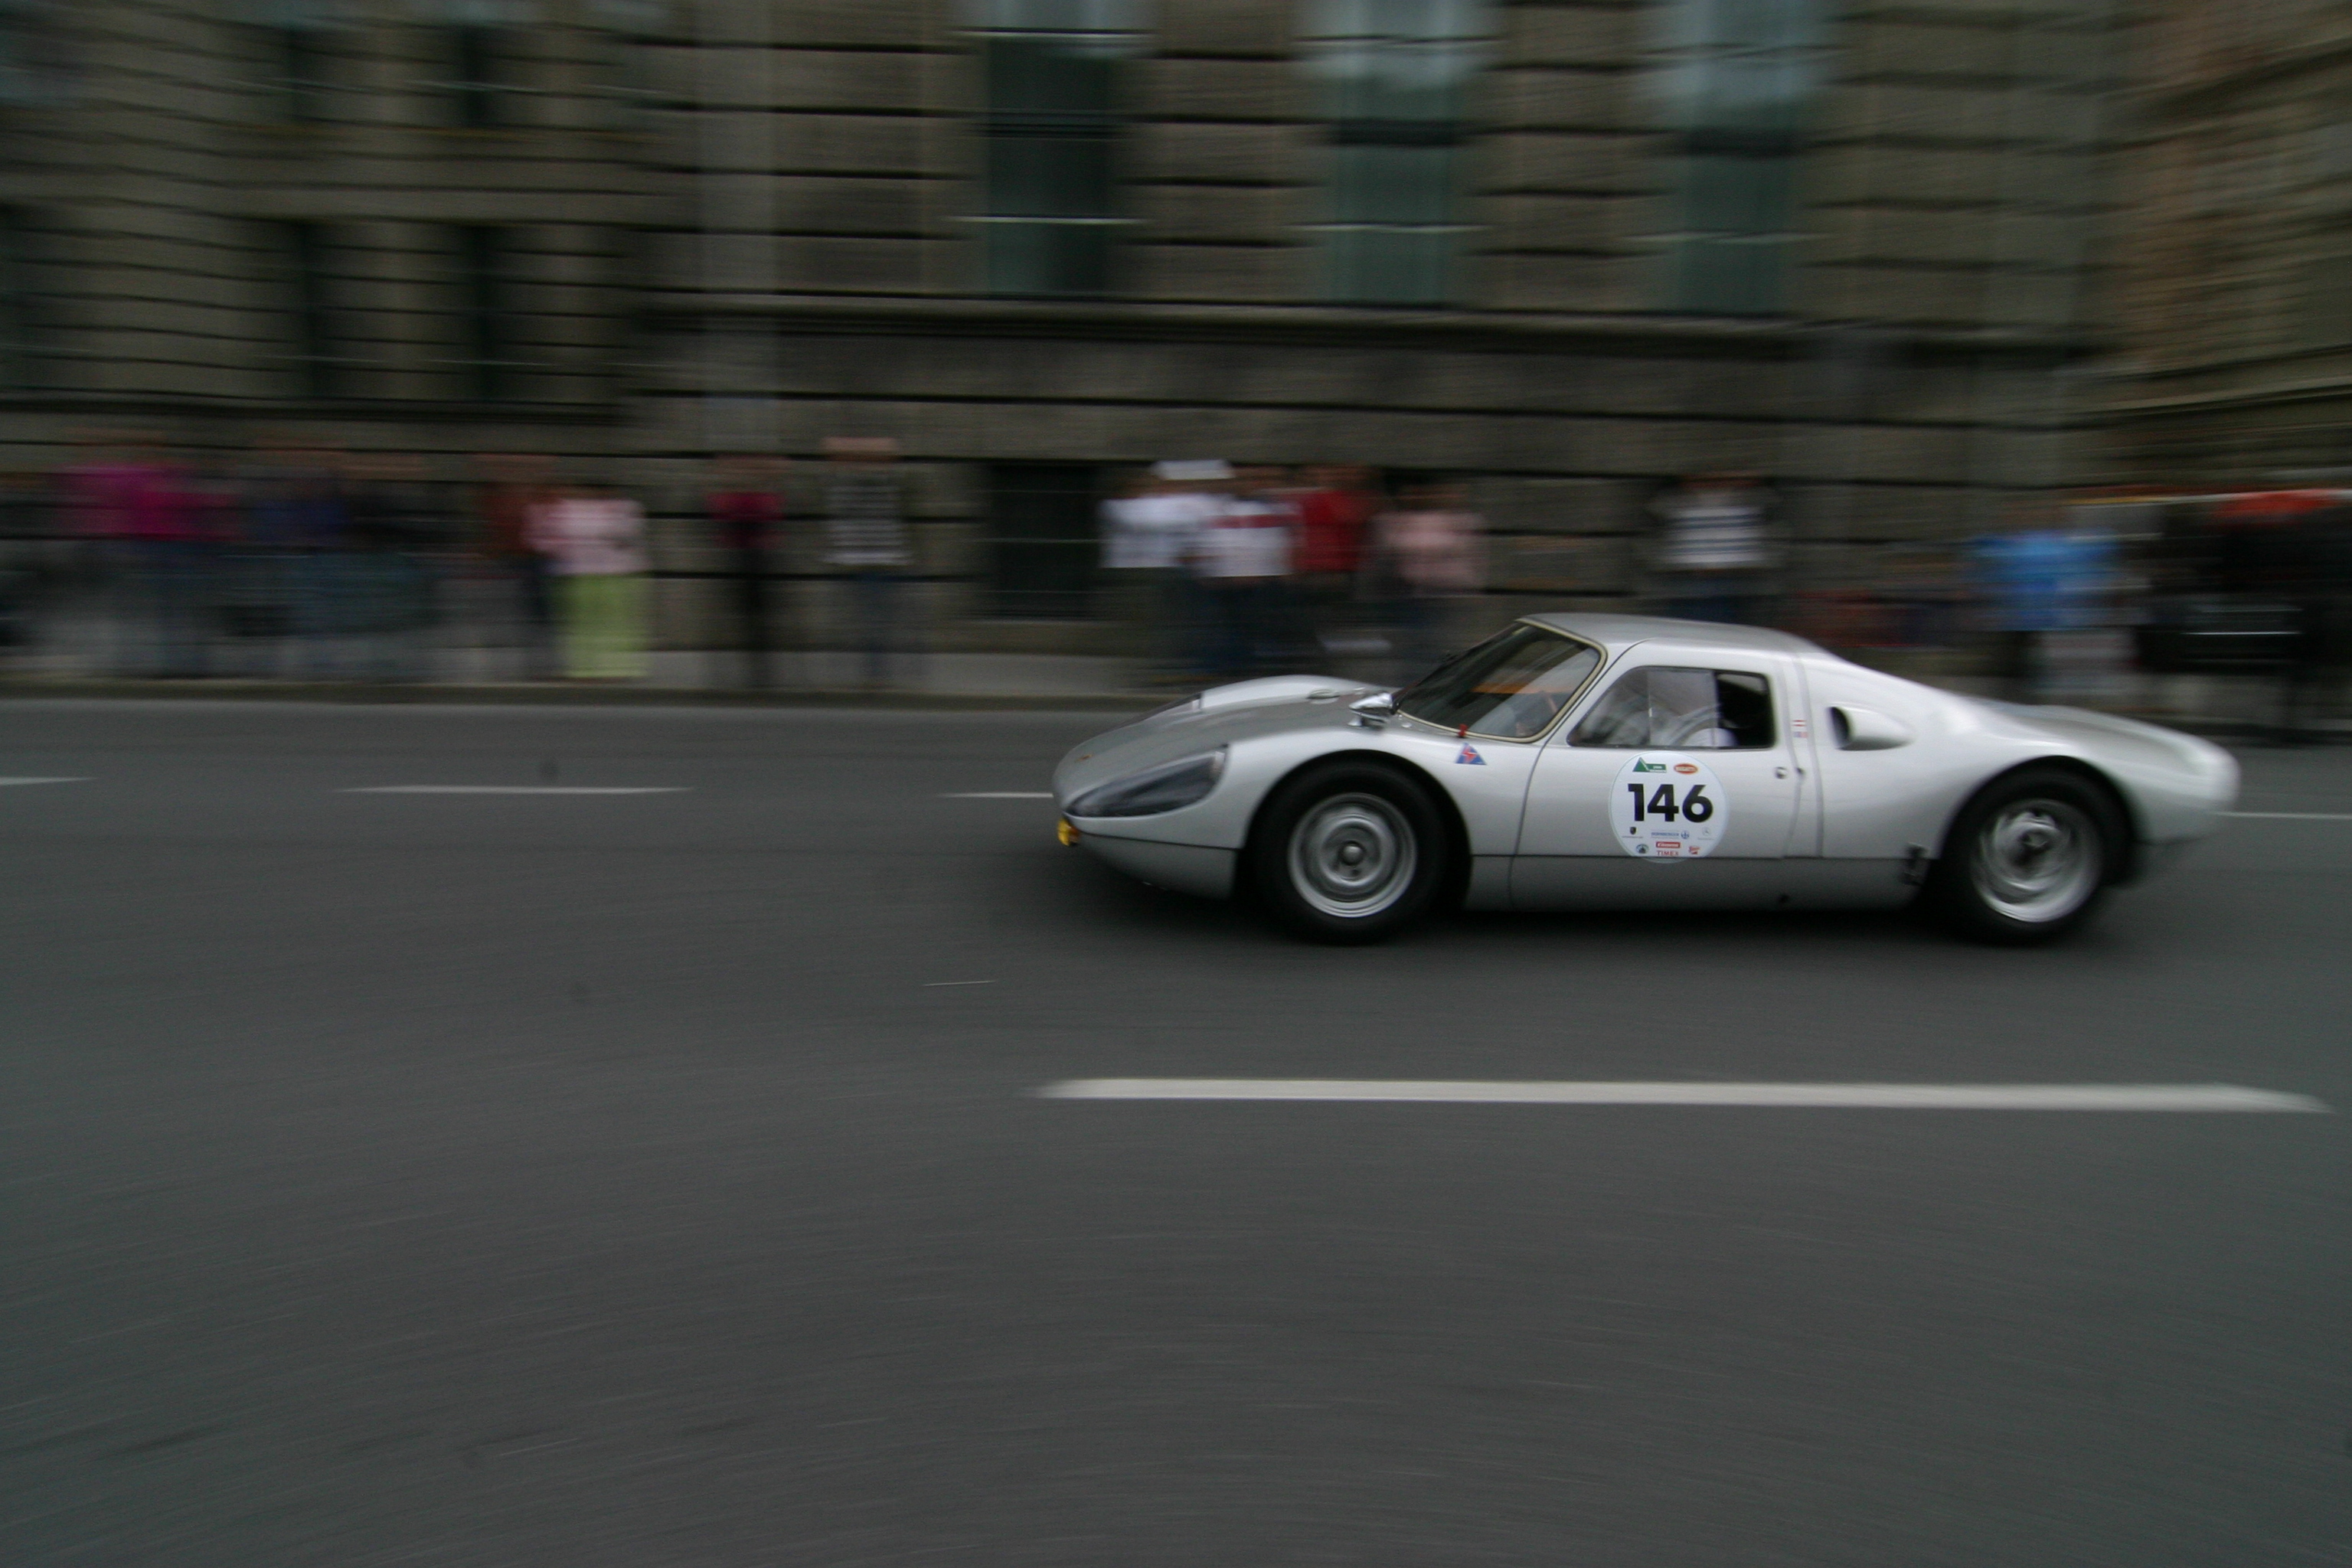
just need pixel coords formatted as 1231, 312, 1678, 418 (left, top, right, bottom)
0, 0, 2123, 656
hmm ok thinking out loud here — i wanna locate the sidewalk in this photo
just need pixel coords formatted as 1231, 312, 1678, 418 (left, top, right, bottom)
0, 651, 1162, 711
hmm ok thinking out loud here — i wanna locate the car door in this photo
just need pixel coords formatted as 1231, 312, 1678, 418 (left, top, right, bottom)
1511, 648, 1811, 910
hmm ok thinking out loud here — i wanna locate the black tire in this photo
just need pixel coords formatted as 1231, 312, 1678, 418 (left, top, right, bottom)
1922, 766, 2125, 945
1249, 760, 1450, 945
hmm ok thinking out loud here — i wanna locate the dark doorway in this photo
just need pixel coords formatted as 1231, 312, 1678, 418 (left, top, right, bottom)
986, 462, 1100, 619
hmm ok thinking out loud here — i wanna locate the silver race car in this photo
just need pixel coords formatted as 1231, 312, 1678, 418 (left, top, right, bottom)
1051, 613, 2238, 944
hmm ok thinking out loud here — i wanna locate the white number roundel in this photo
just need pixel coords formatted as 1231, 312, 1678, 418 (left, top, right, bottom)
1609, 752, 1727, 860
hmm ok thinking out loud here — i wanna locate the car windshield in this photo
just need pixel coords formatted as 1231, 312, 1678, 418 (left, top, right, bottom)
1395, 623, 1602, 739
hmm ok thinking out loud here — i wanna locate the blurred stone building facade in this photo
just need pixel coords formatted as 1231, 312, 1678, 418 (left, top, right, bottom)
2101, 0, 2352, 487
0, 0, 2125, 652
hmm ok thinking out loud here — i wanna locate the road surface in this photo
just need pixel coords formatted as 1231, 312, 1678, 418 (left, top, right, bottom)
2, 701, 2345, 1566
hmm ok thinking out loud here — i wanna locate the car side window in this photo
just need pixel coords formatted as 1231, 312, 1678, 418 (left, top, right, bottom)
1566, 666, 1775, 750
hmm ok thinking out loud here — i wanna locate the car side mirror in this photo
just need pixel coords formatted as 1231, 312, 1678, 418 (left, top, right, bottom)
1349, 691, 1396, 717
1830, 705, 1914, 750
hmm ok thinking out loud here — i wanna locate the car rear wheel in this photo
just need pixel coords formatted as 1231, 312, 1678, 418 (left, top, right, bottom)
1924, 768, 2122, 944
1251, 763, 1449, 944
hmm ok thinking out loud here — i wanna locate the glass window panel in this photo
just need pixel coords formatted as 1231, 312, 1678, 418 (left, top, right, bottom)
1644, 668, 1720, 745
979, 32, 1124, 296
1304, 0, 1488, 307
988, 462, 1101, 618
1325, 225, 1453, 307
1331, 143, 1452, 227
987, 132, 1113, 218
1650, 0, 1824, 316
1396, 622, 1603, 739
982, 219, 1110, 297
1568, 668, 1655, 746
986, 34, 1114, 116
1715, 671, 1774, 746
0, 206, 34, 389
1570, 666, 1775, 748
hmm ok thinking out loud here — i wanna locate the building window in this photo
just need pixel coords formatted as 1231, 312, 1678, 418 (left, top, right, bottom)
1302, 0, 1491, 307
279, 220, 344, 399
1649, 0, 1828, 316
0, 207, 36, 388
449, 24, 507, 126
969, 0, 1144, 299
243, 1, 351, 122
271, 24, 332, 121
2299, 251, 2352, 350
453, 224, 511, 400
0, 0, 77, 109
986, 462, 1100, 617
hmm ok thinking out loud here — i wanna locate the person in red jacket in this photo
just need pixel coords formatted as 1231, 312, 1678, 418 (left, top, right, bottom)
1292, 464, 1375, 656
708, 454, 788, 688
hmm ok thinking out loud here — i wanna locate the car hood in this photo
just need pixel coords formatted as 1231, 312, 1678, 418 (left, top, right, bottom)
1054, 675, 1374, 806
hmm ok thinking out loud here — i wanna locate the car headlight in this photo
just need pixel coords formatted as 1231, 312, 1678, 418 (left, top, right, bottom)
1066, 748, 1227, 818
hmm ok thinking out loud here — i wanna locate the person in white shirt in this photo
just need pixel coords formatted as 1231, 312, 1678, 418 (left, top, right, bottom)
1194, 466, 1298, 678
1648, 471, 1776, 625
1104, 459, 1226, 681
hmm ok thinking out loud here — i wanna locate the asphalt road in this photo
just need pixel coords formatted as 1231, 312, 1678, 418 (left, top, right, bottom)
2, 701, 2347, 1567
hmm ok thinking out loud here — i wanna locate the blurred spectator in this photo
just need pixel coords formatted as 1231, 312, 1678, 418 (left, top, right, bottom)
60, 432, 161, 675
1648, 472, 1777, 624
1194, 465, 1294, 680
823, 436, 913, 689
2182, 490, 2349, 740
0, 466, 47, 660
1293, 464, 1375, 655
1102, 461, 1218, 684
530, 481, 648, 681
221, 439, 298, 671
285, 443, 362, 680
1371, 482, 1485, 679
472, 453, 557, 679
108, 437, 218, 678
344, 453, 445, 683
1097, 467, 1156, 658
1971, 504, 2118, 704
708, 455, 788, 688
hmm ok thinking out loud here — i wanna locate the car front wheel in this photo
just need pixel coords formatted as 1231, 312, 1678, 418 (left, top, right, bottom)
1250, 763, 1449, 944
1924, 768, 2123, 944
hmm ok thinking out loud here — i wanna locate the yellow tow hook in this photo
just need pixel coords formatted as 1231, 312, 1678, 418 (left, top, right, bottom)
1057, 818, 1081, 847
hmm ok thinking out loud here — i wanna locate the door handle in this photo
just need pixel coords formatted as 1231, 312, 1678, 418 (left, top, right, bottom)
1775, 767, 1788, 779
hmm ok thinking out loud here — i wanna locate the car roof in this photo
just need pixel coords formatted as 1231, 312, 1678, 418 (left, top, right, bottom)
1520, 612, 1826, 661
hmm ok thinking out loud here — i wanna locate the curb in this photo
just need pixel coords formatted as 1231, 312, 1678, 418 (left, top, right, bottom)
0, 678, 2333, 742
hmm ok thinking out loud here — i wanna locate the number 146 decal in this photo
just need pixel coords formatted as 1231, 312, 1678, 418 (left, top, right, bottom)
1609, 753, 1728, 859
1626, 781, 1713, 822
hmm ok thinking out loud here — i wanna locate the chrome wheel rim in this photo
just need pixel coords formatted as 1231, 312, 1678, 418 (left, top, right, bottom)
1289, 793, 1417, 919
1971, 799, 2100, 923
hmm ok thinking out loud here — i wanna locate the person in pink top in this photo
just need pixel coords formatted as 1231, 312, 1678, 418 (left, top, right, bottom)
1372, 483, 1485, 681
65, 434, 222, 676
528, 482, 648, 680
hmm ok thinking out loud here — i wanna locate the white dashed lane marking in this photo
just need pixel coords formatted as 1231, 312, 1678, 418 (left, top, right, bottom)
1037, 1080, 2330, 1112
2223, 811, 2352, 821
942, 792, 1054, 799
0, 777, 90, 787
345, 786, 690, 795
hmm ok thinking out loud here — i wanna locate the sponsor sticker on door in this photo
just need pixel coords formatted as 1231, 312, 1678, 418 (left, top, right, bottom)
1610, 753, 1726, 860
